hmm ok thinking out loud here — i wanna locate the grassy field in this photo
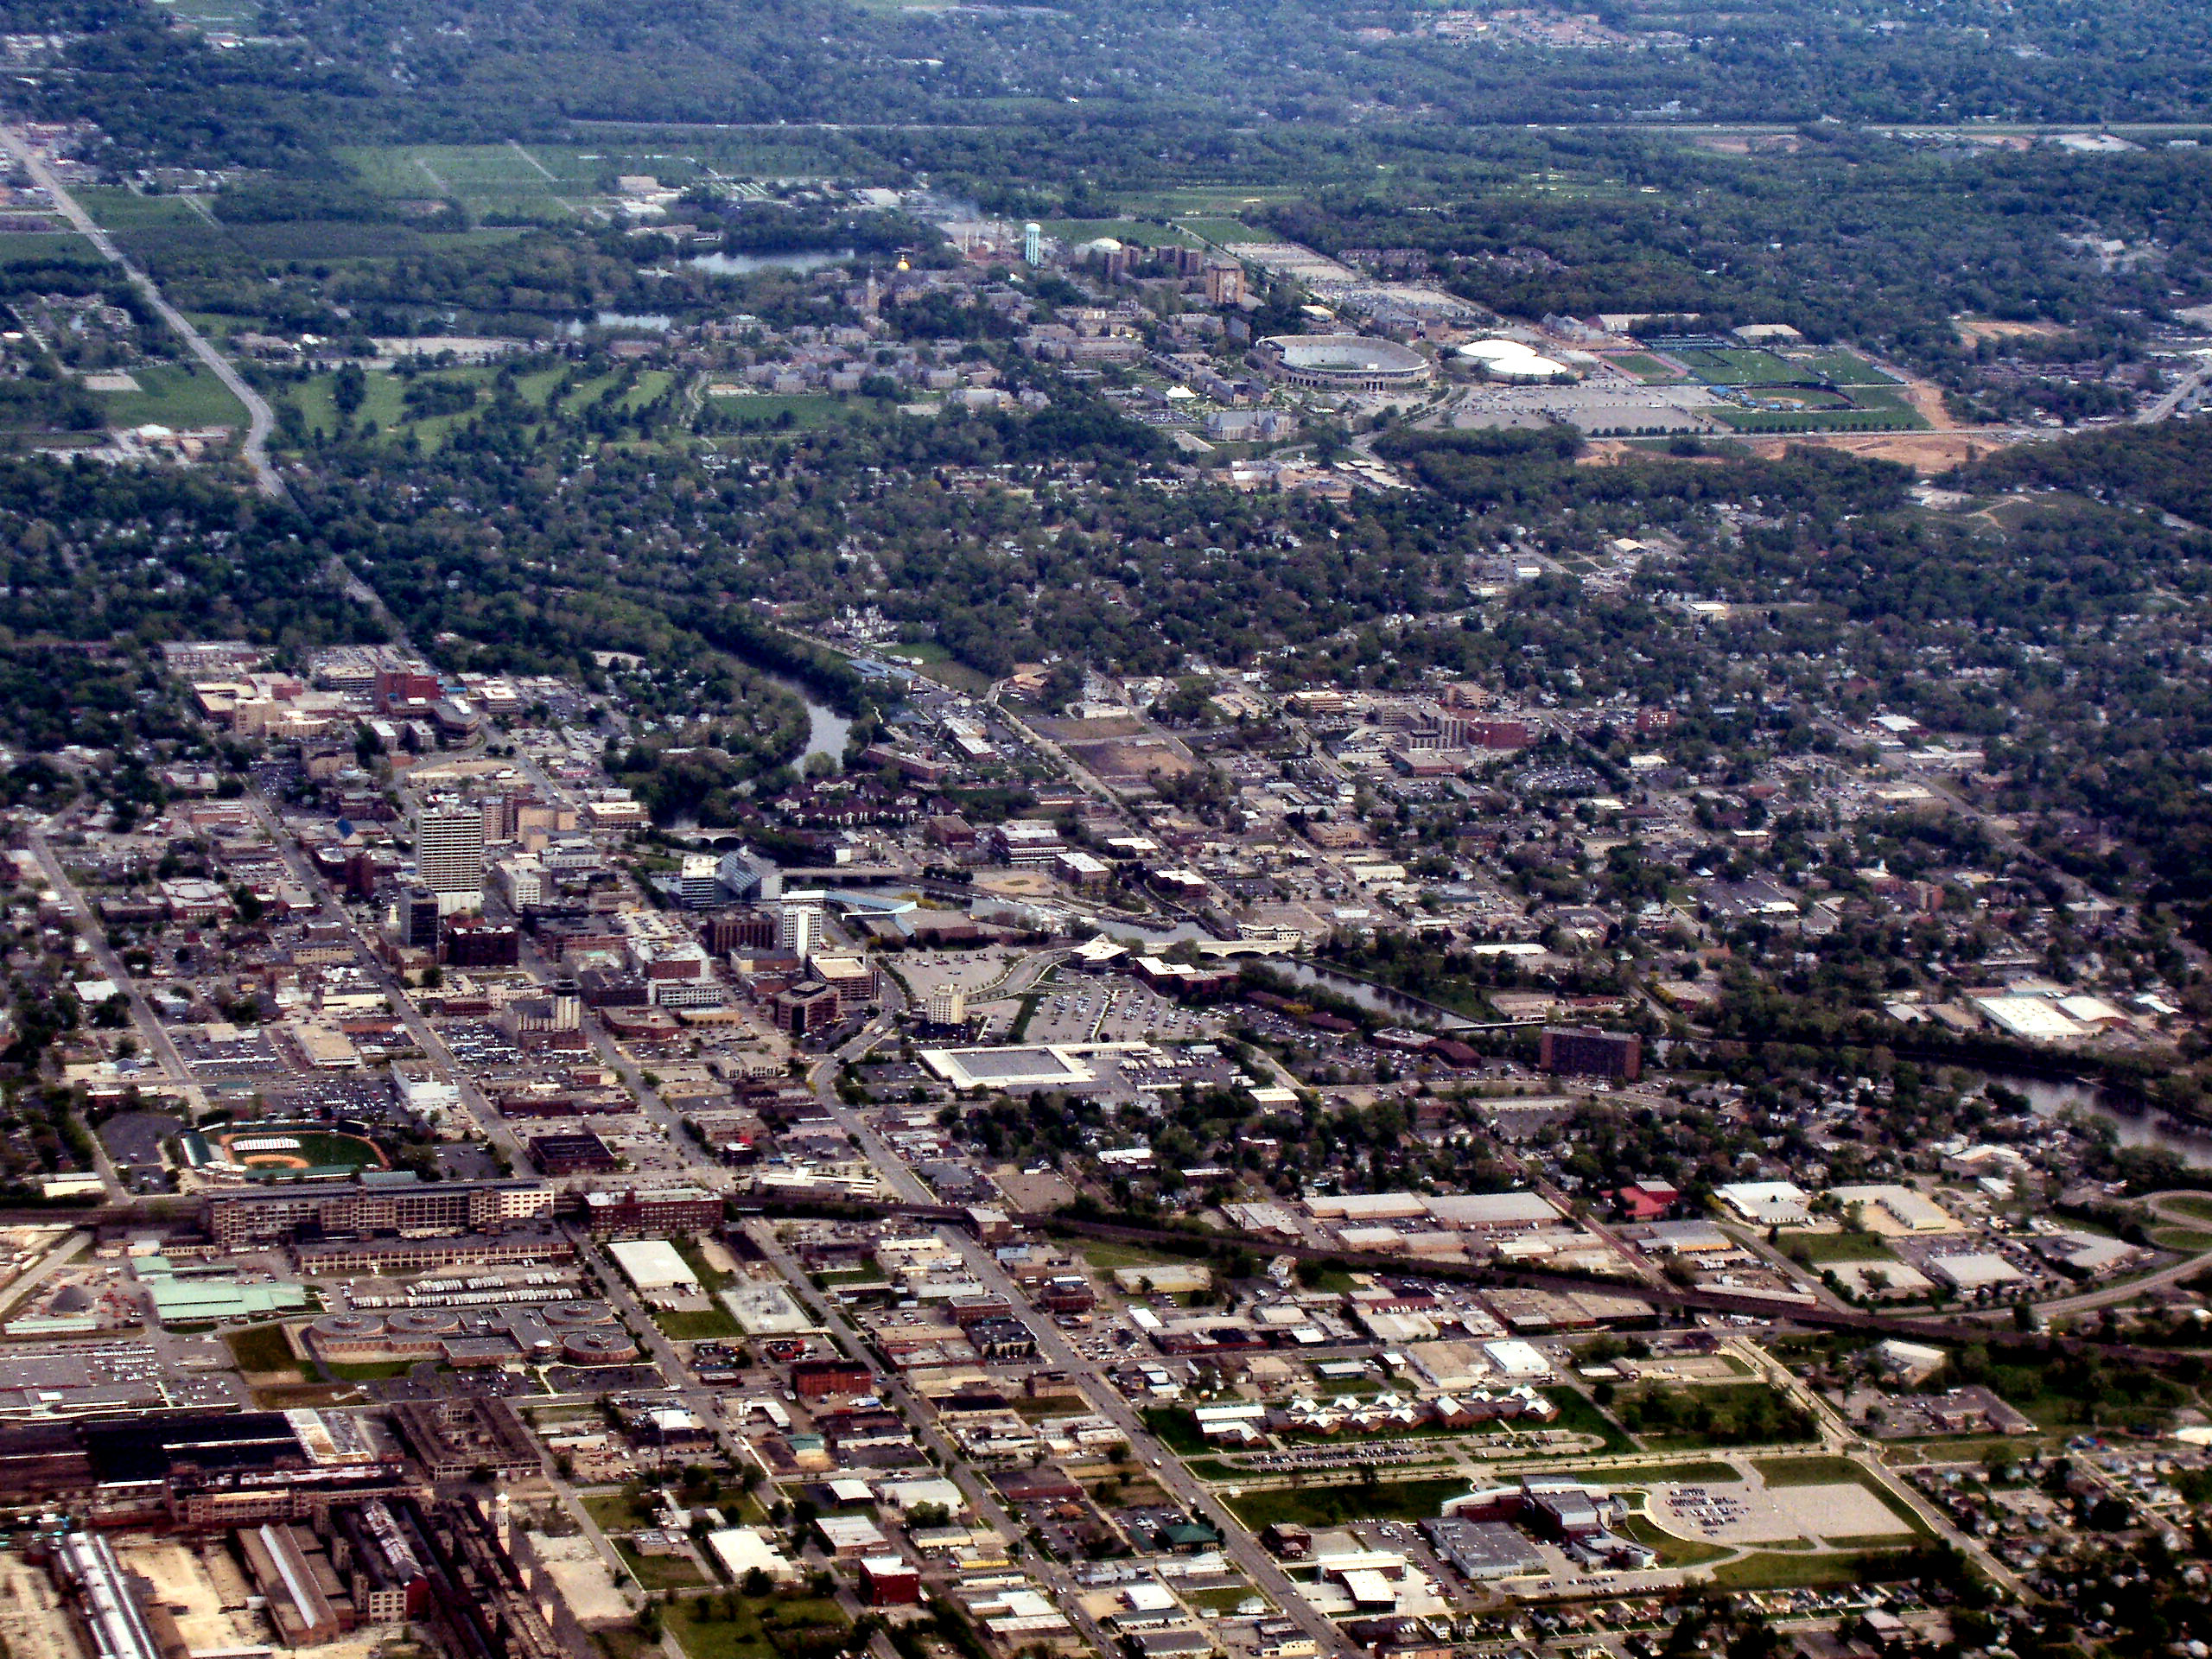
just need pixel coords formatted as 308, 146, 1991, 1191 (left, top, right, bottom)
335, 143, 586, 220
324, 1358, 422, 1381
2160, 1194, 2212, 1224
1225, 1476, 1473, 1531
1754, 1455, 1871, 1486
1076, 1240, 1194, 1273
616, 1541, 712, 1591
1714, 407, 1926, 433
1605, 353, 1685, 382
656, 1307, 743, 1341
582, 1490, 661, 1533
702, 391, 846, 430
95, 362, 246, 429
674, 1236, 734, 1294
664, 1593, 847, 1659
73, 188, 209, 231
1708, 1549, 1906, 1590
2152, 1226, 2212, 1251
1573, 1459, 1740, 1485
0, 233, 100, 266
1542, 1385, 1635, 1454
1674, 347, 1804, 385
1799, 348, 1898, 385
1779, 1229, 1898, 1263
1618, 1514, 1734, 1567
225, 1322, 296, 1374
1184, 1585, 1260, 1612
1170, 216, 1266, 245
286, 364, 675, 451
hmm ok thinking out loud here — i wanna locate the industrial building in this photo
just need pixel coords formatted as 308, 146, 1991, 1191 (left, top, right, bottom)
525, 1132, 618, 1175
54, 1532, 183, 1659
1539, 1027, 1642, 1082
239, 1521, 347, 1646
580, 1185, 724, 1234
1421, 1517, 1546, 1581
79, 1410, 407, 1528
202, 1179, 556, 1249
388, 1397, 542, 1482
605, 1238, 700, 1300
293, 1230, 573, 1276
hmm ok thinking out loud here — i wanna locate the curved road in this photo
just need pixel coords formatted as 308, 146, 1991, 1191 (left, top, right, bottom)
0, 125, 286, 499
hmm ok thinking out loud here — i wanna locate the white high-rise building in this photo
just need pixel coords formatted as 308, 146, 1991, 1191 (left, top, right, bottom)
925, 988, 966, 1027
778, 900, 822, 959
416, 806, 486, 914
1023, 222, 1043, 265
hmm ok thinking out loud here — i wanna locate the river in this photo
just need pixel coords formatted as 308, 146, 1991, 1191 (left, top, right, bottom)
1999, 1070, 2212, 1168
754, 667, 851, 772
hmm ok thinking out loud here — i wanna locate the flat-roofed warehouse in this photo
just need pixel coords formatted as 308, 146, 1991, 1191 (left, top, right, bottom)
1425, 1192, 1561, 1231
605, 1238, 700, 1298
1423, 1516, 1546, 1580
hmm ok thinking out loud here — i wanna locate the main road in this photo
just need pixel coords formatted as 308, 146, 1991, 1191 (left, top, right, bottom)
791, 1071, 1352, 1656
0, 124, 286, 498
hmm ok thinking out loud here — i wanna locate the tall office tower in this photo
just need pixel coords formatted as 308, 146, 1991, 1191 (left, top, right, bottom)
778, 900, 822, 960
1023, 222, 1043, 265
416, 806, 486, 914
393, 886, 443, 950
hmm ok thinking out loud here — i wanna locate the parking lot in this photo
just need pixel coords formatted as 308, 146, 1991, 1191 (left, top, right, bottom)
1023, 979, 1220, 1047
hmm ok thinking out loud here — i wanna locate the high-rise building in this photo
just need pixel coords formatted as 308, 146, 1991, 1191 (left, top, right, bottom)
779, 900, 822, 960
677, 855, 721, 908
925, 988, 966, 1027
393, 886, 442, 950
415, 807, 486, 913
1023, 222, 1043, 265
1540, 1027, 1642, 1082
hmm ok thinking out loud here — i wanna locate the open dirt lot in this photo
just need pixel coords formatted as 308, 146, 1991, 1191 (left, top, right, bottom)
1734, 429, 2021, 473
1065, 737, 1196, 780
1955, 319, 2068, 344
0, 1550, 86, 1659
994, 1165, 1079, 1211
111, 1538, 267, 1651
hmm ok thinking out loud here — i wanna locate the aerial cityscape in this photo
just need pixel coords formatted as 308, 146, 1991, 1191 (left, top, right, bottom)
0, 3, 2205, 1659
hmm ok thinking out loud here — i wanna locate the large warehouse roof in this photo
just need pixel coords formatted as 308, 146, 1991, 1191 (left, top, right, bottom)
606, 1238, 699, 1294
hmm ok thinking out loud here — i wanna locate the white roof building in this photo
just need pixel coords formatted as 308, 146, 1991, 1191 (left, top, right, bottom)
606, 1238, 700, 1296
1714, 1181, 1812, 1227
1482, 1338, 1554, 1381
707, 1528, 800, 1583
1973, 995, 2083, 1043
1927, 1251, 2026, 1291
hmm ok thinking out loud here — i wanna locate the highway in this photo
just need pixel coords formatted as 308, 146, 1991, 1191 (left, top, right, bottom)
0, 124, 286, 499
